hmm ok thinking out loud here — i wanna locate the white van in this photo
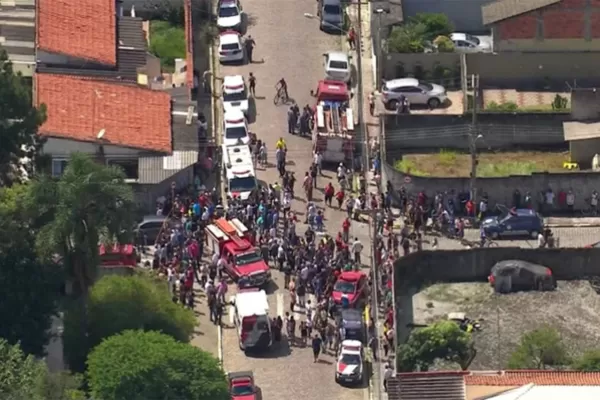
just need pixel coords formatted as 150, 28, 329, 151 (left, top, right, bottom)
232, 289, 272, 351
222, 144, 258, 200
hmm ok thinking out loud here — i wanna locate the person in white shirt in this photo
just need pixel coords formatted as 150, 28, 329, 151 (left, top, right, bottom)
545, 188, 554, 210
351, 238, 363, 265
211, 252, 219, 267
566, 189, 575, 212
314, 151, 323, 175
537, 232, 546, 248
167, 267, 175, 295
383, 364, 394, 392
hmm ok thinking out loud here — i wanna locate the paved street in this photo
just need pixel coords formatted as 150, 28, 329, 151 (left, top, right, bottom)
212, 0, 370, 399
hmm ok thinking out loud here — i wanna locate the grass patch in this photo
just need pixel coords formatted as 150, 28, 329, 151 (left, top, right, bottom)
149, 21, 186, 70
394, 158, 430, 177
437, 149, 458, 166
477, 161, 538, 177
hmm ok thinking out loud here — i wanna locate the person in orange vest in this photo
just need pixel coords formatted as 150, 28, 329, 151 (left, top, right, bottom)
342, 217, 351, 243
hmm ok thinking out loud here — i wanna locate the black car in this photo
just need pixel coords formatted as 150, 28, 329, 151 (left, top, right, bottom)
488, 260, 556, 293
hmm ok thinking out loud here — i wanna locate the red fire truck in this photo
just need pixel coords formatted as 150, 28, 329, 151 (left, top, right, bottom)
205, 218, 270, 287
312, 80, 355, 163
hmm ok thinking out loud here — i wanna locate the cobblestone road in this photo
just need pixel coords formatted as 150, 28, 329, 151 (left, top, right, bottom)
213, 0, 369, 399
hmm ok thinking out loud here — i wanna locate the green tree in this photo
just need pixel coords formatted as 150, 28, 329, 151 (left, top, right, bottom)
388, 23, 428, 53
573, 350, 600, 371
397, 321, 473, 372
63, 274, 195, 371
433, 35, 455, 52
87, 330, 229, 400
410, 13, 454, 42
0, 48, 47, 186
149, 20, 186, 69
0, 339, 84, 400
0, 185, 61, 356
508, 326, 570, 369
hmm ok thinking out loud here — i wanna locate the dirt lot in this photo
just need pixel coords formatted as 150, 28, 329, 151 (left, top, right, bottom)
400, 151, 568, 177
412, 281, 600, 370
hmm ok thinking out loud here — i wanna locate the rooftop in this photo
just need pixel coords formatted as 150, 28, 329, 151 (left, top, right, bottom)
465, 371, 600, 386
35, 73, 172, 153
482, 0, 560, 25
37, 0, 117, 65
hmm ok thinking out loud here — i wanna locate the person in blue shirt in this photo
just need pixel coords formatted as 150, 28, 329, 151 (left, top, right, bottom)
192, 201, 200, 216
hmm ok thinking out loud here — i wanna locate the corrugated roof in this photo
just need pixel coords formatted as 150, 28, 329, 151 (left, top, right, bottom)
465, 371, 600, 386
388, 372, 467, 400
482, 0, 560, 25
118, 17, 146, 50
138, 151, 198, 184
563, 121, 600, 141
37, 0, 117, 65
35, 73, 173, 153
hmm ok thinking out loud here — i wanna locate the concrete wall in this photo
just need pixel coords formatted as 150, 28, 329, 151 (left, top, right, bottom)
381, 161, 600, 210
400, 0, 494, 33
384, 114, 569, 151
384, 52, 600, 88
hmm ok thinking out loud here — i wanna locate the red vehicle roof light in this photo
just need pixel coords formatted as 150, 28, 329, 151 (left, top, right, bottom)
225, 84, 244, 90
546, 268, 552, 276
232, 170, 250, 175
221, 30, 240, 36
226, 118, 245, 124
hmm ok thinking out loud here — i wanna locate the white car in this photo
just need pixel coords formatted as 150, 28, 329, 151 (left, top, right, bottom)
324, 51, 351, 83
381, 78, 448, 109
223, 110, 250, 146
218, 30, 245, 63
222, 75, 249, 115
217, 0, 242, 31
450, 33, 492, 53
335, 340, 363, 384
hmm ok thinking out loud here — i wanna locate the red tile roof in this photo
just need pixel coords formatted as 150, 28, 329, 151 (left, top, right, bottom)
37, 0, 117, 65
36, 74, 172, 153
465, 370, 600, 386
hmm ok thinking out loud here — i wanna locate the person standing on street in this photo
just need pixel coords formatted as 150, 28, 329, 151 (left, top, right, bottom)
351, 237, 363, 265
248, 72, 256, 97
368, 91, 376, 116
311, 334, 323, 362
383, 364, 394, 392
287, 106, 297, 134
245, 35, 256, 63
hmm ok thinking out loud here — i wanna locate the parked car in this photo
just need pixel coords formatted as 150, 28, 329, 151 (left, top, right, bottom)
482, 208, 543, 239
488, 260, 556, 293
218, 30, 245, 64
222, 75, 249, 115
381, 78, 447, 109
335, 340, 364, 385
331, 271, 368, 307
318, 0, 343, 32
217, 0, 243, 31
323, 51, 351, 83
450, 33, 492, 53
223, 109, 250, 146
136, 215, 167, 244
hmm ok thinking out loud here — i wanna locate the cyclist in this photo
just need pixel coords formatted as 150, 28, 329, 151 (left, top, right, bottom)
275, 78, 288, 101
276, 137, 287, 151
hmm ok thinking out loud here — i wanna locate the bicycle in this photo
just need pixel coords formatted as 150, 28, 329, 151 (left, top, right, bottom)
273, 86, 287, 105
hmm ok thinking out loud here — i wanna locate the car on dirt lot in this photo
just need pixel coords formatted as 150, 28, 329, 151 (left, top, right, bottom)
488, 260, 557, 293
482, 208, 543, 239
228, 371, 258, 400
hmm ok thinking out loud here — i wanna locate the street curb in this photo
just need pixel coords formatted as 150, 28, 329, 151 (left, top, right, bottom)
547, 223, 600, 228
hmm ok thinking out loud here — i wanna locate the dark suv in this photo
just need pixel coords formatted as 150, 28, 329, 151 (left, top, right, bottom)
482, 208, 543, 239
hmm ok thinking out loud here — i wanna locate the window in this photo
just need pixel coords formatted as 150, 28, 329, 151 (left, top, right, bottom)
329, 60, 348, 70
323, 4, 341, 14
222, 43, 240, 51
52, 159, 68, 177
108, 159, 138, 179
218, 6, 239, 17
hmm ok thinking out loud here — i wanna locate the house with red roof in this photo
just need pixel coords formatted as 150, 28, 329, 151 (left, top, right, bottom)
35, 0, 203, 210
386, 370, 600, 400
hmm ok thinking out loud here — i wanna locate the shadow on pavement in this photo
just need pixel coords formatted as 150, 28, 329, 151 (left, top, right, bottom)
246, 337, 293, 358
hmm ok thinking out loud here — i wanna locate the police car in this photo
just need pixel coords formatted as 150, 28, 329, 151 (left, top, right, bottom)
222, 75, 249, 115
218, 30, 245, 63
217, 0, 243, 31
335, 340, 364, 385
223, 109, 250, 146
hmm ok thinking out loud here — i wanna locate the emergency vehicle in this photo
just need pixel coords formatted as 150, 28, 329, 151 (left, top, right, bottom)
222, 144, 258, 200
335, 340, 364, 384
312, 80, 354, 163
232, 289, 273, 352
223, 110, 251, 146
222, 75, 249, 115
205, 217, 269, 287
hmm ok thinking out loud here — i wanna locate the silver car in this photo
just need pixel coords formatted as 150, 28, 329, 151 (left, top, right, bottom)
381, 78, 448, 109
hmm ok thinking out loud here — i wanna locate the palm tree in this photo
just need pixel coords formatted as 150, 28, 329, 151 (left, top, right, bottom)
28, 153, 135, 297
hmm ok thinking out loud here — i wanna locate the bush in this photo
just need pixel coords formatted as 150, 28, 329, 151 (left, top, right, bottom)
433, 35, 454, 52
388, 23, 428, 53
149, 20, 186, 69
63, 274, 195, 372
87, 330, 229, 400
410, 13, 454, 42
508, 326, 570, 369
573, 349, 600, 371
486, 101, 518, 112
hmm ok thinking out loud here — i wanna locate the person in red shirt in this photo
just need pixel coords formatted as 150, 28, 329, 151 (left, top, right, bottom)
324, 183, 335, 207
335, 188, 346, 209
342, 218, 351, 243
465, 199, 474, 217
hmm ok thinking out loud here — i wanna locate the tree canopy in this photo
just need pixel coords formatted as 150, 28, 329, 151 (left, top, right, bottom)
397, 321, 473, 372
508, 326, 570, 369
0, 184, 61, 356
573, 350, 600, 372
0, 339, 84, 400
63, 274, 196, 372
388, 13, 453, 53
0, 48, 47, 186
87, 330, 229, 400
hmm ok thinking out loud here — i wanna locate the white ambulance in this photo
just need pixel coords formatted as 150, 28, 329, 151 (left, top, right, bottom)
222, 144, 258, 200
232, 288, 272, 352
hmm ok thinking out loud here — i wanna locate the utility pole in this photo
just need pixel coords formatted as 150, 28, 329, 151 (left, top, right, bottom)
470, 74, 479, 206
373, 9, 386, 86
355, 0, 368, 183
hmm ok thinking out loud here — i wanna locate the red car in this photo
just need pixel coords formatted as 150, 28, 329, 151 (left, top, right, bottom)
331, 271, 368, 307
228, 371, 258, 400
